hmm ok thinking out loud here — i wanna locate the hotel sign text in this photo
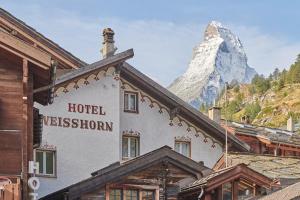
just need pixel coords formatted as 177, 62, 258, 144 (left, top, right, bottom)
43, 103, 113, 132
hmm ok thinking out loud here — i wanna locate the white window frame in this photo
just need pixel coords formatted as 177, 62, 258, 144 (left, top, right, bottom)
174, 141, 191, 158
122, 136, 140, 160
124, 91, 138, 113
34, 149, 56, 177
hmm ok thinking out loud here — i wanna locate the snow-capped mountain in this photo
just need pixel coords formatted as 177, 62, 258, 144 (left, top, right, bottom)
168, 21, 257, 108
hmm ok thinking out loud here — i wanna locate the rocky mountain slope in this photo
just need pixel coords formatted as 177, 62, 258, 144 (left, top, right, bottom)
168, 21, 257, 108
218, 83, 300, 128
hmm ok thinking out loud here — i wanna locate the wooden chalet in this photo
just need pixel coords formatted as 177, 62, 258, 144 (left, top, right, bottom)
40, 146, 212, 200
179, 164, 274, 200
0, 8, 86, 200
208, 107, 300, 157
223, 121, 300, 157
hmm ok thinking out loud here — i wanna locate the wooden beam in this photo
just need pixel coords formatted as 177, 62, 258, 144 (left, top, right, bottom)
0, 30, 51, 69
0, 18, 81, 69
54, 49, 134, 87
22, 58, 28, 200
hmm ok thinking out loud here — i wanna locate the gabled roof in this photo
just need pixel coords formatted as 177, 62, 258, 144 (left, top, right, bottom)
214, 152, 300, 180
259, 181, 300, 200
181, 163, 273, 193
41, 146, 211, 200
226, 121, 300, 147
0, 8, 87, 68
120, 63, 250, 152
40, 48, 249, 151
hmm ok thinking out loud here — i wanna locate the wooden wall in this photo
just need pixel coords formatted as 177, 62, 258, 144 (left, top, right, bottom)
0, 52, 23, 175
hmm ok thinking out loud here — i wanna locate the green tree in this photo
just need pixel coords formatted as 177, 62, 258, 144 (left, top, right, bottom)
244, 102, 261, 121
251, 74, 271, 94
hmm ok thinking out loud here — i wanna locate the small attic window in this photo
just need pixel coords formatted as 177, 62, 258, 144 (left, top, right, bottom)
124, 91, 138, 113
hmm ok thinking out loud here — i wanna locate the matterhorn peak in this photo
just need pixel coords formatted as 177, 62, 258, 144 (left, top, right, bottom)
204, 21, 224, 39
168, 21, 257, 108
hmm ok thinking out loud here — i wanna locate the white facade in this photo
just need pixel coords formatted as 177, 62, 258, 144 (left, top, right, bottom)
36, 66, 223, 197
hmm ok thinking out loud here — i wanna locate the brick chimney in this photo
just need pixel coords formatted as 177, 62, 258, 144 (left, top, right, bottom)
101, 28, 117, 58
241, 115, 250, 124
208, 106, 221, 124
287, 116, 294, 132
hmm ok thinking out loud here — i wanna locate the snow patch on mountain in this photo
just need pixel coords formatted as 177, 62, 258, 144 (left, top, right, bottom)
168, 21, 257, 108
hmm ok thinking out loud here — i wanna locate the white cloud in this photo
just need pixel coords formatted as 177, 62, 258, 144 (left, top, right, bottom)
231, 24, 300, 75
2, 3, 300, 86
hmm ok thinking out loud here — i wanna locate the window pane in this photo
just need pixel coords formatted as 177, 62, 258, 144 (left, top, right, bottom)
122, 137, 129, 158
142, 191, 154, 200
46, 152, 54, 175
130, 138, 138, 158
36, 151, 44, 174
110, 189, 122, 200
126, 190, 138, 200
222, 182, 232, 200
181, 143, 188, 157
174, 142, 180, 153
238, 180, 254, 200
124, 94, 129, 110
129, 94, 136, 111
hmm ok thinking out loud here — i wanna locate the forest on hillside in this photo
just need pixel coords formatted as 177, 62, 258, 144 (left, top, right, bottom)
201, 54, 300, 128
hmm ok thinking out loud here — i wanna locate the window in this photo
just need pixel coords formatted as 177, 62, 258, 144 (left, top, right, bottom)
122, 136, 140, 159
142, 191, 155, 200
124, 91, 138, 113
110, 189, 122, 200
174, 141, 191, 157
125, 190, 138, 200
222, 182, 232, 200
238, 180, 254, 200
35, 150, 56, 177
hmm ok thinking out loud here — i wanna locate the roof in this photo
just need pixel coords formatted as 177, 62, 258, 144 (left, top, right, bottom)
258, 181, 300, 200
45, 51, 249, 152
120, 63, 250, 152
181, 163, 273, 193
215, 152, 300, 179
41, 146, 211, 200
228, 121, 300, 147
0, 8, 87, 68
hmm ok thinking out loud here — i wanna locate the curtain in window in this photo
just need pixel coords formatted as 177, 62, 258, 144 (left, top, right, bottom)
130, 137, 139, 157
129, 94, 136, 111
125, 190, 138, 200
142, 191, 154, 200
124, 94, 129, 110
122, 138, 129, 158
181, 143, 190, 157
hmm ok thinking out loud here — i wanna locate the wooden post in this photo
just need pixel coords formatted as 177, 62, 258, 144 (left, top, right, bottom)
105, 184, 110, 200
204, 193, 211, 200
155, 187, 159, 200
22, 58, 29, 200
232, 181, 239, 200
217, 187, 222, 200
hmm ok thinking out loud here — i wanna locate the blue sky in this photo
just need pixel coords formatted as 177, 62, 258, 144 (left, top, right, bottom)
2, 0, 300, 86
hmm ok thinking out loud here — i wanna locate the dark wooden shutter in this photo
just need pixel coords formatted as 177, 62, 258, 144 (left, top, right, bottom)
33, 108, 43, 147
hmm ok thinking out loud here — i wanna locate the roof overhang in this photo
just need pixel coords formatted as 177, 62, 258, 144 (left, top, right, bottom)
0, 8, 87, 69
180, 163, 274, 195
41, 146, 210, 200
0, 29, 54, 105
120, 63, 250, 152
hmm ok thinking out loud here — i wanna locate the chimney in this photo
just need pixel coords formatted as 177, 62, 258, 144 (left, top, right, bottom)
241, 115, 250, 124
287, 116, 294, 132
208, 106, 221, 124
101, 28, 117, 58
